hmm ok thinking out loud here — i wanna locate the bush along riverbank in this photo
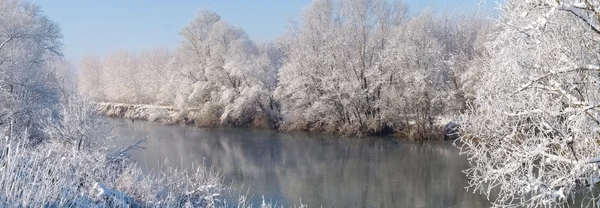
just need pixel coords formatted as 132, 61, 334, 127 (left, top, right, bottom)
97, 102, 277, 129
97, 102, 452, 140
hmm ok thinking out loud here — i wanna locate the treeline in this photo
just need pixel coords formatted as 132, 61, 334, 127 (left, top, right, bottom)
79, 12, 281, 128
79, 0, 493, 138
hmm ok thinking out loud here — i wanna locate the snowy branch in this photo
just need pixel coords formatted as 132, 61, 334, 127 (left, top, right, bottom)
555, 1, 600, 35
516, 64, 600, 93
0, 37, 12, 52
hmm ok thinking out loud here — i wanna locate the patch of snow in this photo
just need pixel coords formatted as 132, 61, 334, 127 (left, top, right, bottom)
90, 182, 132, 206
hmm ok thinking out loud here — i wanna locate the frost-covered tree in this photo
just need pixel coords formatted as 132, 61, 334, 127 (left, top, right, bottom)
276, 0, 489, 137
379, 10, 445, 138
80, 10, 281, 127
171, 9, 280, 127
0, 0, 63, 142
78, 55, 105, 101
101, 51, 140, 103
78, 48, 173, 105
136, 47, 173, 104
432, 12, 494, 114
276, 0, 411, 135
459, 0, 600, 207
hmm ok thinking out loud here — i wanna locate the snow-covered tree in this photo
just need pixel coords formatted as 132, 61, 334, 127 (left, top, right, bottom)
79, 9, 281, 127
276, 0, 412, 135
101, 51, 140, 103
459, 0, 600, 207
0, 0, 63, 142
379, 10, 445, 138
78, 55, 105, 101
276, 0, 490, 137
432, 12, 494, 114
78, 48, 173, 105
136, 47, 173, 104
168, 9, 280, 127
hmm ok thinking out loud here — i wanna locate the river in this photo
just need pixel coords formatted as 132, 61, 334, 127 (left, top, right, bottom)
109, 119, 491, 207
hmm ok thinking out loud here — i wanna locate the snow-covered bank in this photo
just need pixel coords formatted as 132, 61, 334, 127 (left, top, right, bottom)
97, 102, 277, 129
99, 102, 451, 140
97, 102, 196, 125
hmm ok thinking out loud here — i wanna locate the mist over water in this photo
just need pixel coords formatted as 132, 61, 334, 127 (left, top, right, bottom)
110, 119, 491, 207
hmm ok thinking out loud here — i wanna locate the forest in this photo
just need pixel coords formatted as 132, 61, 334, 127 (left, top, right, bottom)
78, 0, 492, 139
3, 0, 600, 207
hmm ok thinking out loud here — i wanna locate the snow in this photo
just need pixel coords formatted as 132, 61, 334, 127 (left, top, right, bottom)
90, 182, 132, 206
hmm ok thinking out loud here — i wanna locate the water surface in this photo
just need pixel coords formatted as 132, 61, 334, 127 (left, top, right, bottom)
110, 119, 491, 208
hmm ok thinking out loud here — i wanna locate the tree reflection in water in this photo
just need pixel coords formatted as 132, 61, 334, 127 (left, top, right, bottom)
110, 119, 491, 208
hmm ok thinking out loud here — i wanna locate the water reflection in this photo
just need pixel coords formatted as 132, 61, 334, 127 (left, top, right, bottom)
110, 119, 491, 208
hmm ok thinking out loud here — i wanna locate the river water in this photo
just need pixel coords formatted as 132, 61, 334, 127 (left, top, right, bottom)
109, 119, 491, 208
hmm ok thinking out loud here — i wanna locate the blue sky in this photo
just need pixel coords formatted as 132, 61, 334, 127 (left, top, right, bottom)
32, 0, 499, 63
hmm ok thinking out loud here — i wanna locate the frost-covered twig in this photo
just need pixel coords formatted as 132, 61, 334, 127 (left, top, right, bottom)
109, 138, 146, 162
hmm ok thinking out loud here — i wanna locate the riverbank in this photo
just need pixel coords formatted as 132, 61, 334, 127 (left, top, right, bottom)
97, 102, 274, 128
0, 140, 226, 207
97, 102, 450, 140
98, 102, 196, 125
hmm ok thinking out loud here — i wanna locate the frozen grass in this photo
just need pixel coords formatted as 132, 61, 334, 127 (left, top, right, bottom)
0, 138, 295, 207
0, 132, 229, 207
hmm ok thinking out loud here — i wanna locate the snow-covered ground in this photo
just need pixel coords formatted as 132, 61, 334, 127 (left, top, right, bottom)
0, 138, 224, 207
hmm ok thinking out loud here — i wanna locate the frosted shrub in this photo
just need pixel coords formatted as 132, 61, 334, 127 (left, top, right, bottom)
459, 0, 600, 207
43, 97, 104, 151
0, 97, 235, 207
146, 106, 167, 122
0, 137, 232, 207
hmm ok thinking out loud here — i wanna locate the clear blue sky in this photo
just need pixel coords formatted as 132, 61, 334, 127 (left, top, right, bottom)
32, 0, 499, 63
